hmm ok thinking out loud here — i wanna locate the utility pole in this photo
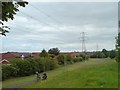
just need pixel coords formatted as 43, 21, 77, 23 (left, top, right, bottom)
81, 32, 87, 52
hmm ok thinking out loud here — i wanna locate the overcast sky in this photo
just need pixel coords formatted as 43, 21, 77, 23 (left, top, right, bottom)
2, 2, 118, 52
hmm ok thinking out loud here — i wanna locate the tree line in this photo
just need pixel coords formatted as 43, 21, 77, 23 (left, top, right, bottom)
90, 49, 116, 59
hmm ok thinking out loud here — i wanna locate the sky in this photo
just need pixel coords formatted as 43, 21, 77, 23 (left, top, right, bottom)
1, 2, 118, 52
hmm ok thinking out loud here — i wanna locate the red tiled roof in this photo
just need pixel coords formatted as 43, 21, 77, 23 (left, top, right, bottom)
1, 52, 32, 60
32, 52, 40, 57
0, 59, 9, 64
2, 52, 16, 60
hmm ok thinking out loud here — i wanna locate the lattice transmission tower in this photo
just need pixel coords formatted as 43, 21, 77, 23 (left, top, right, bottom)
81, 32, 87, 52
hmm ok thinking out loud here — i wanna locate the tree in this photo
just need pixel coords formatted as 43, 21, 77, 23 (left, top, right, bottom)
116, 33, 120, 62
91, 51, 106, 58
40, 49, 48, 57
102, 49, 108, 58
79, 53, 89, 60
0, 1, 28, 36
109, 50, 116, 59
0, 25, 10, 36
79, 53, 86, 60
96, 52, 106, 58
48, 48, 60, 56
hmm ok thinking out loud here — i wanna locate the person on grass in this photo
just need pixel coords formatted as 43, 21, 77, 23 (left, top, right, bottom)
36, 71, 41, 82
42, 72, 47, 80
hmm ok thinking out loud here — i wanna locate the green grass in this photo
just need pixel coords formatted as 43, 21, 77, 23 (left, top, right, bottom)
2, 58, 118, 88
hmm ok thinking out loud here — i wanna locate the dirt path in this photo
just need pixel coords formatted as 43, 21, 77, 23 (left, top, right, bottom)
2, 79, 42, 89
2, 59, 109, 89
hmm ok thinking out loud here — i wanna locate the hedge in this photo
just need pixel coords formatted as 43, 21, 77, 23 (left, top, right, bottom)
2, 57, 58, 81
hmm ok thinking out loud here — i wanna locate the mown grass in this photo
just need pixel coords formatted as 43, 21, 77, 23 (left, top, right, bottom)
25, 58, 118, 88
2, 58, 118, 88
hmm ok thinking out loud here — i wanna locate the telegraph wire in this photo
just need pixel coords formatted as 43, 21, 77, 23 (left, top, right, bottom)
29, 3, 63, 25
9, 24, 64, 43
19, 10, 63, 33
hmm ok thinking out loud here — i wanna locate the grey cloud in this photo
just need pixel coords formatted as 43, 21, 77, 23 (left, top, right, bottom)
2, 2, 118, 52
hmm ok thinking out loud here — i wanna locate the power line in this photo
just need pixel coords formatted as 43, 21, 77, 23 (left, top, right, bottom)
29, 3, 62, 25
19, 10, 64, 34
9, 24, 65, 44
20, 11, 49, 26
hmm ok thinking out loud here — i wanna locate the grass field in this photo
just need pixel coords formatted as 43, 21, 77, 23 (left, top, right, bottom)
2, 58, 118, 88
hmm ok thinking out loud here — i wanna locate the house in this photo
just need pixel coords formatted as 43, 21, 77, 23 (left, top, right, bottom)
69, 52, 80, 58
1, 52, 32, 61
2, 52, 16, 60
10, 52, 32, 59
60, 52, 80, 58
0, 59, 9, 64
31, 52, 40, 57
0, 52, 33, 64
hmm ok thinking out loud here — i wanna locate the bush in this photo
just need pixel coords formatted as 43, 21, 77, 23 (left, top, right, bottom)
109, 50, 116, 59
73, 57, 83, 62
40, 49, 48, 57
2, 56, 59, 81
32, 57, 58, 72
80, 53, 86, 60
48, 59, 58, 70
116, 48, 120, 62
102, 49, 109, 58
66, 54, 73, 64
27, 59, 40, 74
49, 54, 55, 58
90, 52, 106, 58
33, 57, 45, 72
57, 54, 65, 65
12, 60, 34, 76
2, 65, 18, 80
90, 54, 96, 58
116, 33, 120, 62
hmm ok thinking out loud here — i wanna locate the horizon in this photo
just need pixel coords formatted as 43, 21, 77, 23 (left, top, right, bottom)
0, 49, 116, 53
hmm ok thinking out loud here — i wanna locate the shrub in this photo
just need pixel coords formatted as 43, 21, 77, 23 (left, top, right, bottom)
2, 56, 59, 81
80, 53, 86, 60
109, 50, 116, 59
116, 33, 120, 62
90, 54, 96, 58
49, 54, 55, 58
27, 59, 39, 74
33, 57, 45, 72
102, 49, 109, 58
66, 54, 73, 64
57, 54, 65, 65
34, 57, 58, 72
12, 60, 34, 76
73, 57, 83, 62
90, 52, 106, 58
2, 65, 18, 80
116, 48, 120, 62
40, 49, 48, 57
48, 59, 58, 70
